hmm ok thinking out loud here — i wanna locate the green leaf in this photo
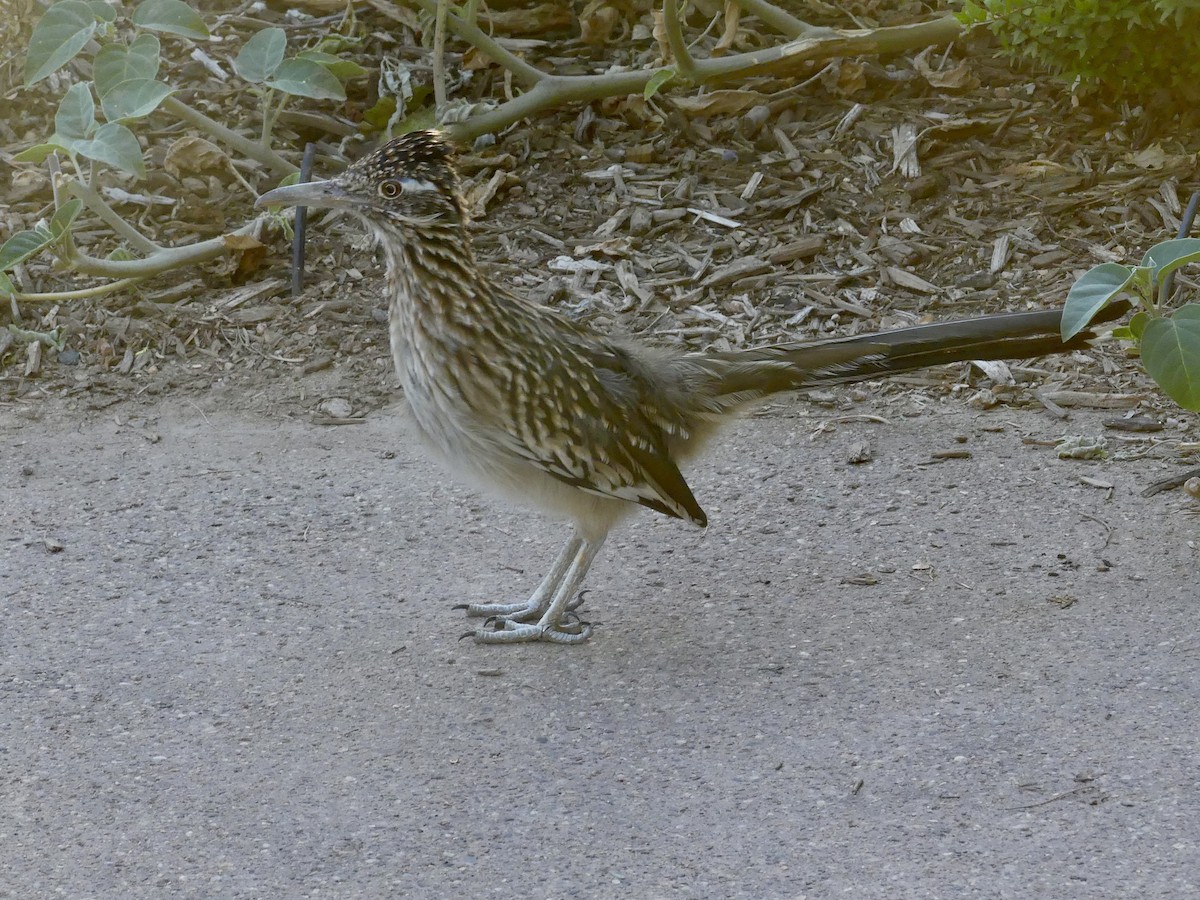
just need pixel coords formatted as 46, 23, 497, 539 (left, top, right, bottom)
1141, 305, 1200, 411
644, 67, 676, 100
24, 0, 97, 86
73, 122, 146, 178
100, 78, 174, 121
234, 27, 286, 83
1129, 310, 1148, 341
295, 50, 368, 81
94, 33, 161, 95
1140, 237, 1200, 282
13, 143, 71, 164
49, 199, 84, 238
265, 58, 346, 100
54, 82, 96, 143
131, 0, 210, 40
394, 106, 436, 134
0, 228, 56, 271
0, 270, 15, 300
1061, 262, 1135, 339
84, 0, 118, 23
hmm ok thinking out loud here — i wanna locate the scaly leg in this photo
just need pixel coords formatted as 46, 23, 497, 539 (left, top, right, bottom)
459, 533, 583, 622
475, 534, 605, 644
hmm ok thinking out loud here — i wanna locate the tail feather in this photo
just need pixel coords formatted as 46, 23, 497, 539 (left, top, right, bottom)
704, 299, 1130, 398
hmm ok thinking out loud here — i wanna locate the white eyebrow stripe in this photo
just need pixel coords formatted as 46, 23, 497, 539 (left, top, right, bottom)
400, 178, 439, 192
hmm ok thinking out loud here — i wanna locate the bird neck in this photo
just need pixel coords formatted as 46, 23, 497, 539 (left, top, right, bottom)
365, 218, 504, 347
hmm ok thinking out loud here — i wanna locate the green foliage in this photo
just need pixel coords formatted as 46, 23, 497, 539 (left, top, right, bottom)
24, 1, 97, 85
1062, 239, 1200, 412
129, 0, 210, 41
21, 3, 358, 180
0, 199, 83, 299
5, 1, 366, 306
958, 0, 1200, 107
1142, 307, 1200, 412
643, 67, 677, 100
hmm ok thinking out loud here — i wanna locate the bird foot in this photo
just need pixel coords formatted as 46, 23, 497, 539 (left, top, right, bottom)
473, 615, 593, 645
457, 592, 586, 622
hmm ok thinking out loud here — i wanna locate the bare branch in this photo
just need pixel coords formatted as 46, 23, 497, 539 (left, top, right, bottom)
732, 0, 822, 39
401, 0, 546, 87
444, 14, 964, 141
61, 220, 264, 279
433, 0, 449, 112
62, 178, 161, 255
663, 0, 698, 80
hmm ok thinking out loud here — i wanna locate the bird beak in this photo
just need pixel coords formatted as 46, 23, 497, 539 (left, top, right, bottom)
256, 179, 353, 210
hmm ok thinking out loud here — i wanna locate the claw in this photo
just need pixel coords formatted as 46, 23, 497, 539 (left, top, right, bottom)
565, 590, 589, 613
474, 620, 594, 645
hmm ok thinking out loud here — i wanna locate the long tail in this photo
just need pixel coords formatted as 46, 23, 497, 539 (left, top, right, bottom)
701, 299, 1131, 402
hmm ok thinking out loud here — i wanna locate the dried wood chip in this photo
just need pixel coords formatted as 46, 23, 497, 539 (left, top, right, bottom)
1103, 416, 1163, 433
1040, 391, 1145, 409
886, 267, 939, 294
231, 305, 278, 325
834, 103, 864, 135
671, 90, 766, 116
971, 359, 1014, 384
701, 257, 772, 289
891, 123, 920, 177
740, 172, 764, 201
772, 127, 800, 160
687, 208, 742, 229
990, 234, 1012, 273
768, 236, 824, 265
468, 170, 513, 218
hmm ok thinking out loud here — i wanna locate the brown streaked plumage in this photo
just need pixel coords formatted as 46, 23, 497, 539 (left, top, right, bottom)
257, 131, 1128, 645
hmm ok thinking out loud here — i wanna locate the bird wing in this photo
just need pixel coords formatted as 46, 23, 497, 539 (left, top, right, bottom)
487, 336, 709, 527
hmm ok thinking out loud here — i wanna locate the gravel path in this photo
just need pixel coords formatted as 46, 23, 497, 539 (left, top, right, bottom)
3, 399, 1198, 898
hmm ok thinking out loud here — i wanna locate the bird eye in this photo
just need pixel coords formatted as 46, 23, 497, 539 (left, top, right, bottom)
379, 180, 402, 198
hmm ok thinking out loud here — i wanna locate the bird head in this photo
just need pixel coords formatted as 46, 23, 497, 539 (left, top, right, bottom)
256, 131, 466, 229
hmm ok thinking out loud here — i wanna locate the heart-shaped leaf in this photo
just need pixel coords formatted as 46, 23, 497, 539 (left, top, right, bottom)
24, 0, 97, 85
1061, 262, 1135, 340
100, 78, 174, 122
1141, 305, 1200, 411
1140, 238, 1200, 274
94, 33, 162, 95
73, 122, 146, 178
234, 27, 286, 83
0, 227, 56, 271
54, 82, 96, 143
266, 58, 346, 100
131, 0, 210, 40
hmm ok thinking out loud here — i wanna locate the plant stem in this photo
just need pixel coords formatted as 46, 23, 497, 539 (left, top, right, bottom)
12, 276, 149, 304
406, 0, 546, 87
733, 0, 820, 38
60, 219, 263, 279
62, 178, 161, 254
162, 96, 296, 177
663, 0, 698, 80
433, 0, 449, 113
443, 13, 962, 140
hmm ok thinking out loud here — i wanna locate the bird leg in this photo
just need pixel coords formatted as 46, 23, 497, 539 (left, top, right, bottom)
461, 532, 583, 622
474, 534, 605, 644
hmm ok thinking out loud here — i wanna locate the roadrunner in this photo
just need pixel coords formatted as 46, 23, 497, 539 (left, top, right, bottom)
258, 131, 1126, 645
